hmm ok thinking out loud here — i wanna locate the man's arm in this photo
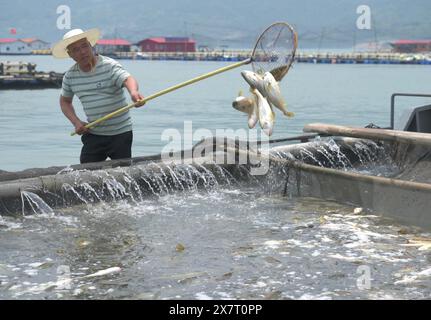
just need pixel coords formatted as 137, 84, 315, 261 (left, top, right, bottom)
123, 76, 145, 106
59, 95, 89, 135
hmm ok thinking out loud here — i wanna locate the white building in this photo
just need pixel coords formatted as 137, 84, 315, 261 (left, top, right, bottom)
20, 38, 50, 51
0, 39, 32, 54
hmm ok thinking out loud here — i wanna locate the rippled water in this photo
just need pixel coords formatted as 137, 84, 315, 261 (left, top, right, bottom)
1, 184, 431, 300
1, 56, 431, 171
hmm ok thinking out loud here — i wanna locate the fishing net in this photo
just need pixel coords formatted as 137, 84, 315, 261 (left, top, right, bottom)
74, 22, 297, 134
251, 22, 298, 81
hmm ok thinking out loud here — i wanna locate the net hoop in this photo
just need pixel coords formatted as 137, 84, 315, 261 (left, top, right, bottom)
250, 22, 298, 81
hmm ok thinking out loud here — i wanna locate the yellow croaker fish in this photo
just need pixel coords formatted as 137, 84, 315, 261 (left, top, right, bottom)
270, 65, 289, 82
252, 88, 274, 136
240, 70, 267, 97
263, 71, 294, 117
247, 90, 259, 129
232, 91, 255, 114
231, 90, 259, 129
82, 267, 122, 278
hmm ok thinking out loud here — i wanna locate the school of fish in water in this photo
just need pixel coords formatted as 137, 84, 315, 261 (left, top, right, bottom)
232, 69, 294, 136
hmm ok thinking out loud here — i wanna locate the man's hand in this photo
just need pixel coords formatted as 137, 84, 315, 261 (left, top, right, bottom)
60, 95, 90, 135
74, 120, 90, 135
124, 76, 145, 107
130, 90, 145, 106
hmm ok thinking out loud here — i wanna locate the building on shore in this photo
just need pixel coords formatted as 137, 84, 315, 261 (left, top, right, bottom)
390, 40, 431, 53
20, 38, 50, 51
137, 37, 196, 52
95, 39, 132, 55
0, 39, 32, 54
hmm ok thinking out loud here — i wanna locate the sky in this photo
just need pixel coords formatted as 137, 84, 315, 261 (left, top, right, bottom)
0, 0, 430, 49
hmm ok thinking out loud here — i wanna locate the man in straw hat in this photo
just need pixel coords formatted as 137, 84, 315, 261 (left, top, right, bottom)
53, 28, 144, 163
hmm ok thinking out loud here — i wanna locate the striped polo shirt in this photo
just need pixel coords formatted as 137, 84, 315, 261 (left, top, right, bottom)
61, 55, 132, 136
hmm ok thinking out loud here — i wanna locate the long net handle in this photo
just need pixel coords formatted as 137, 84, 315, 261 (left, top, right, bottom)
71, 58, 252, 136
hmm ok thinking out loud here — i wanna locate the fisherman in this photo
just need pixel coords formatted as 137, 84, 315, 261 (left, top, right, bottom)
52, 28, 144, 163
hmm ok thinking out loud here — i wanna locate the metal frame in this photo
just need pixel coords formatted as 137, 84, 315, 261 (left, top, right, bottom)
390, 93, 431, 129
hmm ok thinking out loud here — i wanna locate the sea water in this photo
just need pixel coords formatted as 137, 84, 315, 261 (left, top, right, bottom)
1, 55, 430, 171
0, 56, 430, 300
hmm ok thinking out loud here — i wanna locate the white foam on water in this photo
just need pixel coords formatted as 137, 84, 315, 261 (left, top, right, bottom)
28, 262, 45, 268
311, 250, 321, 257
263, 240, 284, 249
287, 239, 317, 249
0, 216, 22, 230
23, 213, 79, 227
328, 254, 362, 263
3, 183, 431, 300
298, 293, 333, 300
253, 281, 267, 288
23, 269, 38, 276
195, 292, 213, 300
395, 267, 431, 285
216, 291, 232, 299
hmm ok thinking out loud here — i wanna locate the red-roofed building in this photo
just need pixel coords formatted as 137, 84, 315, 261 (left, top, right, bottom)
0, 38, 31, 54
95, 39, 131, 54
20, 38, 50, 50
0, 38, 17, 43
390, 40, 431, 53
137, 37, 196, 52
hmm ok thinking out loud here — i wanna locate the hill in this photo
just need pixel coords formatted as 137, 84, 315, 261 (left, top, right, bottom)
0, 0, 430, 49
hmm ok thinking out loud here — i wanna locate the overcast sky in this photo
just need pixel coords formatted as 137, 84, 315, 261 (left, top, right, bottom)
0, 0, 429, 48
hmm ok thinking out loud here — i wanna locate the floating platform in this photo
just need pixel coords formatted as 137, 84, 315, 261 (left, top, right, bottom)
112, 51, 431, 65
0, 73, 63, 89
11, 49, 431, 65
0, 61, 63, 89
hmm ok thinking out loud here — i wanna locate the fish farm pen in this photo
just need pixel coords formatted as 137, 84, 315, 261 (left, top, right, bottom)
0, 61, 63, 89
112, 51, 431, 65
29, 49, 431, 65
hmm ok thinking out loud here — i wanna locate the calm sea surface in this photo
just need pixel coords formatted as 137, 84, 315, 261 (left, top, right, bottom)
0, 56, 430, 300
1, 55, 430, 171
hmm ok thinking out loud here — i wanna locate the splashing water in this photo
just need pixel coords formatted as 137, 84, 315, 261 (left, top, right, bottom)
1, 189, 431, 300
20, 191, 55, 216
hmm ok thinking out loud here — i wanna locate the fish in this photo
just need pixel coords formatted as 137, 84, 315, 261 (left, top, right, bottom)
401, 238, 431, 251
231, 90, 259, 129
82, 267, 122, 278
270, 65, 289, 82
262, 71, 294, 118
247, 91, 259, 129
17, 266, 122, 293
252, 88, 274, 136
232, 91, 255, 114
240, 70, 267, 97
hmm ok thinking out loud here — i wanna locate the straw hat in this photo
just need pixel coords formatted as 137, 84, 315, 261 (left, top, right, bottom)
52, 28, 100, 58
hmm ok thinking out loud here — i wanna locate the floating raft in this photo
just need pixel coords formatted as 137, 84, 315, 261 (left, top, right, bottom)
107, 50, 431, 65
0, 61, 63, 89
0, 73, 63, 89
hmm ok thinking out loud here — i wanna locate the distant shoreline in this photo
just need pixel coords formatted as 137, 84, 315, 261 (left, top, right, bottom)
2, 50, 431, 65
